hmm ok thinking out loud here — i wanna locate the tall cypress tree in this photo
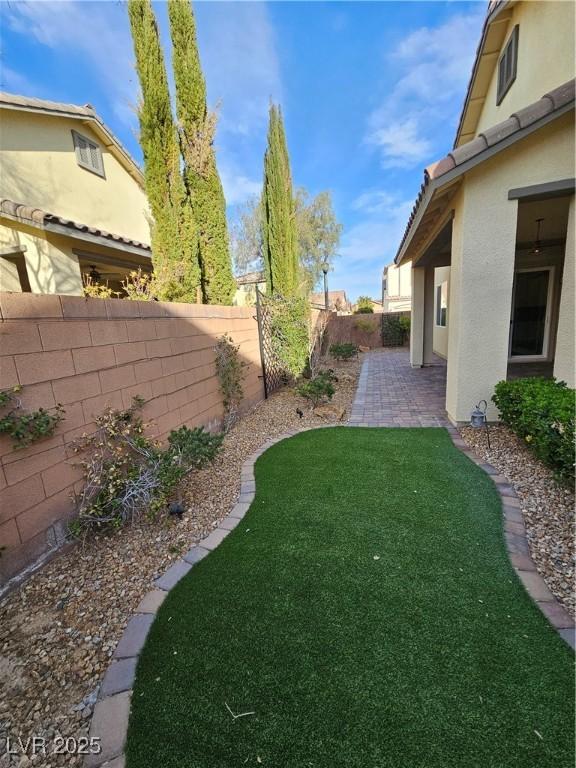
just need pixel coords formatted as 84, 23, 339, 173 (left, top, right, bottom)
168, 0, 236, 306
262, 104, 299, 296
127, 0, 200, 302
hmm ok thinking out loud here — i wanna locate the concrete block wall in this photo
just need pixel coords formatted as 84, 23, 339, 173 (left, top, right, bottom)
0, 293, 264, 585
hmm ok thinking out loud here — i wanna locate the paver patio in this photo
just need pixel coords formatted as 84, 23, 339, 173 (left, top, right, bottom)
348, 348, 449, 427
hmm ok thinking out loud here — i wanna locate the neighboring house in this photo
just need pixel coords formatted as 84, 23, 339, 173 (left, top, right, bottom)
310, 290, 351, 313
382, 261, 412, 312
233, 270, 266, 306
395, 0, 575, 423
0, 93, 151, 295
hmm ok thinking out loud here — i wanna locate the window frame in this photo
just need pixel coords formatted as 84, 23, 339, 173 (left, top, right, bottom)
496, 25, 519, 106
436, 282, 448, 327
71, 129, 105, 178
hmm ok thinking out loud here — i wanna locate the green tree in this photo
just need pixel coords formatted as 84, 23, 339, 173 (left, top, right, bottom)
295, 188, 342, 292
168, 0, 235, 305
355, 296, 374, 314
262, 104, 299, 296
230, 196, 263, 276
127, 0, 199, 302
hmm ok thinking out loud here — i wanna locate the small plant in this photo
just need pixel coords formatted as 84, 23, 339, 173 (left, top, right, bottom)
121, 268, 155, 300
493, 377, 575, 483
215, 334, 247, 431
296, 371, 335, 407
354, 317, 378, 333
82, 275, 118, 299
0, 385, 65, 448
329, 342, 358, 361
70, 397, 223, 537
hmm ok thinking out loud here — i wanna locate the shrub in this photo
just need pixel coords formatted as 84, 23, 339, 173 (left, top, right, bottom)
70, 397, 223, 537
329, 342, 358, 361
215, 334, 247, 431
267, 293, 310, 379
354, 317, 378, 333
0, 386, 65, 449
492, 377, 575, 482
296, 371, 335, 407
354, 306, 373, 314
381, 314, 410, 346
355, 296, 374, 314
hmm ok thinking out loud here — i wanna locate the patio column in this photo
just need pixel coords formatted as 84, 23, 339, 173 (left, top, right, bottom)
553, 195, 575, 387
445, 185, 518, 423
410, 265, 435, 367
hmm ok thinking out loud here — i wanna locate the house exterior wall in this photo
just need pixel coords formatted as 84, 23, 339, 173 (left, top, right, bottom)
383, 261, 411, 312
446, 113, 574, 423
554, 195, 575, 386
1, 110, 150, 245
433, 266, 450, 359
476, 1, 575, 136
0, 292, 264, 587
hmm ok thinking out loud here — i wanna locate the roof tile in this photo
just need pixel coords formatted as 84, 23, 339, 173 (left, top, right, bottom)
0, 198, 151, 253
544, 80, 576, 110
512, 98, 553, 129
449, 135, 488, 167
479, 116, 520, 146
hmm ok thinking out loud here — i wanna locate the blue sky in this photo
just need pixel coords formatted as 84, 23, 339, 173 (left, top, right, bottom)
0, 0, 485, 299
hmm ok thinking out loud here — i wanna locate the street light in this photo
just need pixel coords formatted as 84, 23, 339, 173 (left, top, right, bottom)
320, 261, 329, 311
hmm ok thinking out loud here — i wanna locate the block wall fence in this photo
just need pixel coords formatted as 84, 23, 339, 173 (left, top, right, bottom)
0, 293, 264, 586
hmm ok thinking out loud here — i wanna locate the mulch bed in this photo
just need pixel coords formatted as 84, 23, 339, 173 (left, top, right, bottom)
0, 356, 360, 767
460, 425, 574, 618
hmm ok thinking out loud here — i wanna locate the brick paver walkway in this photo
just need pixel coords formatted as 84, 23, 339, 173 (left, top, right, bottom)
348, 349, 450, 427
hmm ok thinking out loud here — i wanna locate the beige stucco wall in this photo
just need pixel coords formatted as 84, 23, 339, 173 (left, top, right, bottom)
476, 1, 575, 136
1, 111, 150, 244
446, 113, 574, 423
383, 260, 411, 312
433, 266, 450, 359
553, 196, 575, 386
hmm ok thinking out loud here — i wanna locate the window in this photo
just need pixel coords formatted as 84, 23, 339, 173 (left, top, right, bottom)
72, 130, 105, 177
496, 25, 519, 105
436, 282, 448, 327
382, 278, 387, 295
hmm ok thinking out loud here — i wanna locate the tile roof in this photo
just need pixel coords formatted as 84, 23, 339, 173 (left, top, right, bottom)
310, 290, 349, 308
0, 198, 151, 252
396, 79, 575, 263
236, 270, 266, 285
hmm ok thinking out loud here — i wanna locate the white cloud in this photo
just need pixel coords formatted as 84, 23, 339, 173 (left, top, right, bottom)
366, 9, 483, 168
219, 164, 261, 207
195, 2, 282, 138
3, 1, 137, 128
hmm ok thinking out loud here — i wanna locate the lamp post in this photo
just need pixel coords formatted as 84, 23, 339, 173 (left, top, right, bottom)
321, 261, 329, 311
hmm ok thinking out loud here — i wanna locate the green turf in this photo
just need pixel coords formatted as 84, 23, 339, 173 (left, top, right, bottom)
126, 428, 574, 768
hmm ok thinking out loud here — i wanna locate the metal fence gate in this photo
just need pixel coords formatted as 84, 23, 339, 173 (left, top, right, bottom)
255, 288, 286, 398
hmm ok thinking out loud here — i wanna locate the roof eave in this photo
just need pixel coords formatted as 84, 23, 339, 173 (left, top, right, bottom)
395, 99, 574, 265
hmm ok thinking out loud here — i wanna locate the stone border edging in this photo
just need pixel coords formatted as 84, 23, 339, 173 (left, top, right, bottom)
84, 424, 575, 767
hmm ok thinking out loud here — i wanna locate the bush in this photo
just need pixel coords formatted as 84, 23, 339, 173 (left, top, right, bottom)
381, 314, 410, 346
215, 334, 247, 431
329, 342, 358, 361
354, 306, 373, 314
71, 398, 223, 537
492, 377, 575, 482
296, 370, 336, 407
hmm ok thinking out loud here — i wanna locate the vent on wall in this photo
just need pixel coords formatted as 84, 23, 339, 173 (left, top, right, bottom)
71, 129, 105, 178
496, 25, 519, 106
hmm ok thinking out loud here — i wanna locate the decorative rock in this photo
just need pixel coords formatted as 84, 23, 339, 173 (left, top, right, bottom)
314, 404, 346, 421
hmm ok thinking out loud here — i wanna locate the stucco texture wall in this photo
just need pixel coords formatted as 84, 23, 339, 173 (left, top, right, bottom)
1, 111, 150, 244
476, 1, 575, 136
0, 293, 264, 585
445, 113, 575, 423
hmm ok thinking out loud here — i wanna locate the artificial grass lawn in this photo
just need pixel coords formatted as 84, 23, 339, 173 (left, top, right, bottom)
126, 428, 574, 768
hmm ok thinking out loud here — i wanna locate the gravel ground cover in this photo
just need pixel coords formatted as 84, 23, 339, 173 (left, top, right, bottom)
461, 425, 575, 618
0, 356, 360, 768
